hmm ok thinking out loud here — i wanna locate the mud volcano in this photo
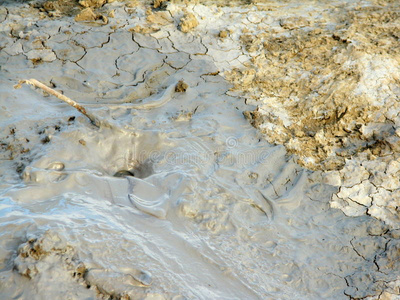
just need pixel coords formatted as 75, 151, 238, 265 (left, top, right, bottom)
1, 0, 400, 299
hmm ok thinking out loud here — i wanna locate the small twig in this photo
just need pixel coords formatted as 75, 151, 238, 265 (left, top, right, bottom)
14, 79, 103, 128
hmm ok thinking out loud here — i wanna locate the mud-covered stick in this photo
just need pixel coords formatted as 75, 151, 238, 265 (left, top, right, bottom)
14, 79, 103, 128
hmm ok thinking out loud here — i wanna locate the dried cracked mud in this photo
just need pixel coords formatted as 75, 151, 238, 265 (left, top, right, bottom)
1, 0, 400, 299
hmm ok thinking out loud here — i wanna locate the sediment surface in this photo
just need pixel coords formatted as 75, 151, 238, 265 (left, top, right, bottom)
1, 1, 399, 299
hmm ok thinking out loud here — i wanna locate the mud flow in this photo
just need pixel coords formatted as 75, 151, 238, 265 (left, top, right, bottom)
0, 0, 399, 299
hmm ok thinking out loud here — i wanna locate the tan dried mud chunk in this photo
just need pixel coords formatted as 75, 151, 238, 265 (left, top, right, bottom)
129, 25, 158, 34
229, 5, 400, 171
175, 80, 188, 92
79, 0, 106, 8
146, 9, 173, 25
75, 7, 108, 24
219, 30, 228, 38
42, 1, 57, 11
279, 16, 310, 30
179, 12, 199, 33
41, 0, 79, 16
75, 7, 97, 21
126, 0, 138, 8
13, 231, 85, 280
153, 0, 169, 9
243, 110, 263, 128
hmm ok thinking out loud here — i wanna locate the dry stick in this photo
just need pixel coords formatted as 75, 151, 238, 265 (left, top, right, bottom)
14, 79, 106, 128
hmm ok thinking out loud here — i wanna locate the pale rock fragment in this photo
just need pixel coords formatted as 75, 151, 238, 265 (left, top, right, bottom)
207, 48, 242, 63
46, 32, 70, 45
185, 54, 219, 75
395, 127, 400, 138
22, 37, 47, 53
0, 34, 14, 49
150, 30, 169, 39
227, 57, 245, 69
322, 170, 341, 186
388, 229, 400, 239
385, 105, 400, 122
0, 7, 6, 23
381, 175, 400, 190
236, 54, 249, 65
368, 188, 400, 227
165, 52, 190, 69
362, 158, 387, 174
168, 33, 206, 55
366, 219, 387, 236
133, 33, 160, 49
247, 12, 263, 24
386, 160, 400, 175
52, 40, 85, 62
85, 268, 152, 296
376, 239, 400, 274
337, 180, 376, 207
360, 123, 393, 140
345, 271, 385, 299
3, 41, 24, 55
72, 31, 110, 48
387, 135, 400, 152
351, 236, 386, 261
371, 188, 391, 207
331, 194, 367, 217
157, 37, 176, 53
26, 49, 57, 62
368, 205, 391, 227
376, 291, 400, 300
339, 161, 369, 187
371, 169, 400, 190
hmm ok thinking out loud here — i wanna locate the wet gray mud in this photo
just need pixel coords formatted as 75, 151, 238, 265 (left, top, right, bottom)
0, 1, 399, 299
